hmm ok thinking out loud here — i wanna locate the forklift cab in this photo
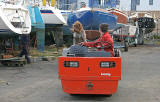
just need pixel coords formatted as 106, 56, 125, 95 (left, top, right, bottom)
59, 30, 121, 95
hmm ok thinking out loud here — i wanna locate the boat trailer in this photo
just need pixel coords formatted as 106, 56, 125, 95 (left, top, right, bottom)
111, 24, 138, 51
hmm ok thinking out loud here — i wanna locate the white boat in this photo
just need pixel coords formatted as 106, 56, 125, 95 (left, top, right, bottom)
39, 6, 66, 25
60, 10, 72, 25
39, 0, 66, 25
0, 1, 31, 35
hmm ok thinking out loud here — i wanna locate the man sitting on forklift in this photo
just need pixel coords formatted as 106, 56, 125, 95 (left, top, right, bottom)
81, 24, 114, 56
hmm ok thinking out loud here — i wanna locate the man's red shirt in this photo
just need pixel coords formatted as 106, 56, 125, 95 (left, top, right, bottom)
83, 32, 114, 56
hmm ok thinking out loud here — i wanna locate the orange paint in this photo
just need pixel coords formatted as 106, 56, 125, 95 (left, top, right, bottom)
59, 57, 121, 95
111, 12, 128, 24
108, 9, 128, 24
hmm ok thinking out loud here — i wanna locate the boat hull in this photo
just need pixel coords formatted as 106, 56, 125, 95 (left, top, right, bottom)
0, 3, 31, 35
67, 8, 117, 30
0, 17, 13, 34
40, 8, 66, 25
61, 10, 72, 25
108, 9, 128, 24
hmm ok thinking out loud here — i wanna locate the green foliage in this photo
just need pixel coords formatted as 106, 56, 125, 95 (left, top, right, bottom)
153, 35, 160, 39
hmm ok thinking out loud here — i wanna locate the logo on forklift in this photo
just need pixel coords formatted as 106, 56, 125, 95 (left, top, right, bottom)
101, 73, 111, 76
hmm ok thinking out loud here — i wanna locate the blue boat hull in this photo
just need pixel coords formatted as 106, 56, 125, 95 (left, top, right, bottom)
67, 9, 117, 30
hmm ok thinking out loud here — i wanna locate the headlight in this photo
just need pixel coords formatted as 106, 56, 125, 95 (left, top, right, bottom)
100, 62, 116, 68
64, 61, 79, 68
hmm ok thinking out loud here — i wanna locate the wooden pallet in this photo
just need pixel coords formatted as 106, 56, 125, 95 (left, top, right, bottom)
0, 58, 26, 67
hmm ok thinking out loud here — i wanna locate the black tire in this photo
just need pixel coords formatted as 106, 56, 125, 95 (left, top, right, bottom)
134, 44, 137, 47
124, 42, 128, 52
105, 94, 112, 97
69, 94, 78, 96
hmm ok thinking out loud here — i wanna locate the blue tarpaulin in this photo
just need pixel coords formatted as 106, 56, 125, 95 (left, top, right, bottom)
67, 10, 117, 30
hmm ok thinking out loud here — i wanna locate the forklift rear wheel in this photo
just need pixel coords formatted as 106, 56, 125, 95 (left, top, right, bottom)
105, 94, 112, 97
70, 94, 77, 96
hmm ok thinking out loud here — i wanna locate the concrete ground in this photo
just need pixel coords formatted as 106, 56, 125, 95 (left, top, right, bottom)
0, 45, 160, 102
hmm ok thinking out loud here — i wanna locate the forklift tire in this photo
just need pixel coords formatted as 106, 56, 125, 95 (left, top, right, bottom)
105, 94, 112, 97
124, 42, 128, 52
70, 94, 77, 96
134, 44, 137, 47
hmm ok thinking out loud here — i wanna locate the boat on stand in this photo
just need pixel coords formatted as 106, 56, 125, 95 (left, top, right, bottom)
107, 8, 128, 24
129, 12, 155, 44
0, 0, 31, 36
67, 0, 117, 30
39, 0, 66, 26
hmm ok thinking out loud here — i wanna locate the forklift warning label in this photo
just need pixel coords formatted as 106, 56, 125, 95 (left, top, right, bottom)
101, 73, 111, 76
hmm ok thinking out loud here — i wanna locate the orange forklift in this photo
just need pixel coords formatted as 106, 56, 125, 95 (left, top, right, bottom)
58, 30, 121, 96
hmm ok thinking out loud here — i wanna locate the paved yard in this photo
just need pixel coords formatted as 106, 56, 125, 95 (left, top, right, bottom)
0, 45, 160, 102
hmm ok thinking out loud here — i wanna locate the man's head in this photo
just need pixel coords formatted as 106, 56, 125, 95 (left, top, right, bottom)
99, 24, 109, 34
